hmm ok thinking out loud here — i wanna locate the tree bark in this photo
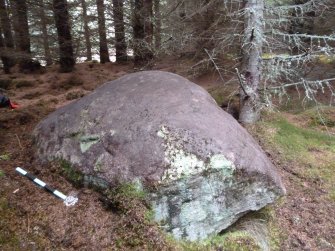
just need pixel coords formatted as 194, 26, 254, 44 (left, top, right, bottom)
11, 0, 33, 71
0, 26, 10, 73
0, 0, 15, 73
96, 0, 110, 63
239, 0, 264, 124
133, 0, 153, 65
143, 0, 153, 58
53, 0, 75, 72
133, 0, 144, 64
10, 0, 19, 49
112, 0, 127, 62
81, 0, 92, 61
37, 0, 52, 66
153, 0, 161, 50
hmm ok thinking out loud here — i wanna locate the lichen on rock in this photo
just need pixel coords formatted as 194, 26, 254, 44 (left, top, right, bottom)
79, 134, 101, 153
157, 125, 235, 183
151, 171, 280, 241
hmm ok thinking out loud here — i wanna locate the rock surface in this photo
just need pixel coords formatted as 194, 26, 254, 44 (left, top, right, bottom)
33, 71, 285, 240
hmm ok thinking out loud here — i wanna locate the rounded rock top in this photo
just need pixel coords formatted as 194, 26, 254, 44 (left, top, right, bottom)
34, 70, 285, 240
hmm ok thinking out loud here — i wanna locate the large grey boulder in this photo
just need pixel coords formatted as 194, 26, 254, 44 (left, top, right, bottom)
34, 71, 285, 241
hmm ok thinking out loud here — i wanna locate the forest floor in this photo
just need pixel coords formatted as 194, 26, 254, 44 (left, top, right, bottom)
0, 61, 334, 250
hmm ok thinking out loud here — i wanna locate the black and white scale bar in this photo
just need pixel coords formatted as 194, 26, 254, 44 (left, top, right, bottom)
15, 167, 67, 201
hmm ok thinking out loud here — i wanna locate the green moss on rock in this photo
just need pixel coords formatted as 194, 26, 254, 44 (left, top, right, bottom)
104, 182, 147, 214
59, 159, 84, 186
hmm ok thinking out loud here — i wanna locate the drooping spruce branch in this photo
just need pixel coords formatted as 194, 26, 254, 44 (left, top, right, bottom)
268, 78, 335, 91
267, 0, 330, 10
274, 32, 335, 41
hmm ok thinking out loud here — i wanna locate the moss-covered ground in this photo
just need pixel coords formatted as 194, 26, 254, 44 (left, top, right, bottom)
248, 107, 335, 250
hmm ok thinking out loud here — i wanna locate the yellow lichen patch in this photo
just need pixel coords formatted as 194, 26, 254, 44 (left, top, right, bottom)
318, 55, 335, 64
261, 53, 289, 60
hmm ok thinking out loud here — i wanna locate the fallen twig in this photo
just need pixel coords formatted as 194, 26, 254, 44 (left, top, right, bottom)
15, 134, 23, 150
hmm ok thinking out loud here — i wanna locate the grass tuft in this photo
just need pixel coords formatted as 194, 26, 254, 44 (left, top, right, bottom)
0, 153, 10, 161
60, 75, 84, 90
14, 79, 35, 88
175, 231, 261, 251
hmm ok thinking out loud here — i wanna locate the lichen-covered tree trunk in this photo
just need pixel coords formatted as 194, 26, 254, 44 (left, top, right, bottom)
112, 0, 127, 62
81, 0, 92, 61
11, 0, 33, 71
0, 0, 15, 73
53, 0, 75, 72
96, 0, 110, 63
153, 0, 161, 50
239, 0, 264, 124
37, 0, 53, 66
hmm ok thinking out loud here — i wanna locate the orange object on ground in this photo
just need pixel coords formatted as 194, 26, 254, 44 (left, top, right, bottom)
9, 101, 19, 109
0, 94, 19, 109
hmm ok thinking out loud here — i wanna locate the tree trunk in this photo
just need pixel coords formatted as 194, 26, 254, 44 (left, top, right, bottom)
133, 0, 144, 64
37, 0, 52, 66
239, 0, 264, 124
0, 26, 10, 73
133, 0, 153, 65
10, 0, 19, 49
53, 0, 75, 72
112, 0, 127, 62
81, 0, 92, 61
11, 0, 33, 71
153, 0, 161, 50
0, 0, 15, 73
143, 0, 153, 58
96, 0, 110, 63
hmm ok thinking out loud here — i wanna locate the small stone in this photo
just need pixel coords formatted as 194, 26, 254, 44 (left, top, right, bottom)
318, 238, 333, 249
291, 216, 301, 225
